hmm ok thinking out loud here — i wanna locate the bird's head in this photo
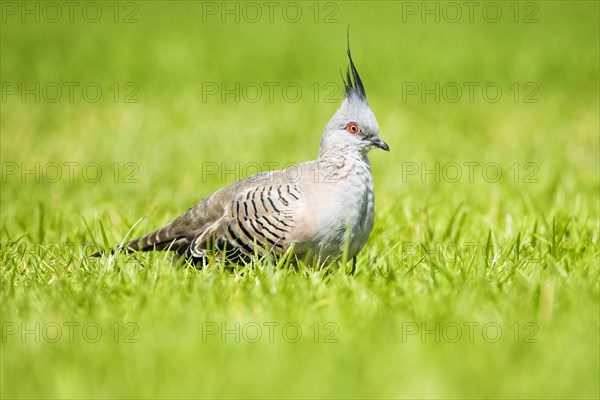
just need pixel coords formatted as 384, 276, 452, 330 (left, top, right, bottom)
319, 45, 389, 158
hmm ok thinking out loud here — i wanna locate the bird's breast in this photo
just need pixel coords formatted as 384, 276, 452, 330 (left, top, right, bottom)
303, 160, 375, 259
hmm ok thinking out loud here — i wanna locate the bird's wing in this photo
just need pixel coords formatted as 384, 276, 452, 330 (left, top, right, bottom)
187, 180, 305, 261
123, 164, 313, 261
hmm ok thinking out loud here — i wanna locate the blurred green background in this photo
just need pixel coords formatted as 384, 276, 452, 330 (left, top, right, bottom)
1, 1, 598, 399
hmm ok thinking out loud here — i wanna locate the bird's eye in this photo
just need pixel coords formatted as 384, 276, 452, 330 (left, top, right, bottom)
346, 123, 361, 135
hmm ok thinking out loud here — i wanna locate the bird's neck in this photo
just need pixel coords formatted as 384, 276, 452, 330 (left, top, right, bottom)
316, 148, 371, 183
318, 147, 369, 165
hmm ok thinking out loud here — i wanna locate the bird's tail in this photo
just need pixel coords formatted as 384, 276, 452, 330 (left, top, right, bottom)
89, 223, 187, 258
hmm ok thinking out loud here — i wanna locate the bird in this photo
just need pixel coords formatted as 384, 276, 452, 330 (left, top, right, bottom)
95, 42, 389, 267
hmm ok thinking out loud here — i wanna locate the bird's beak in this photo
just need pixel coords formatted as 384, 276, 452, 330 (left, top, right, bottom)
369, 136, 390, 151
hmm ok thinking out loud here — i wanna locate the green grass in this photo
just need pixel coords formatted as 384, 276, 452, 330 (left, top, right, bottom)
1, 1, 599, 399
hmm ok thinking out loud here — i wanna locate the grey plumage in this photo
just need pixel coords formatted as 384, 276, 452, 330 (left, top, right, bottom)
99, 43, 389, 266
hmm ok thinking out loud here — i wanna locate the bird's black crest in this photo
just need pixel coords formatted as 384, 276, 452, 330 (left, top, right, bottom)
343, 35, 367, 102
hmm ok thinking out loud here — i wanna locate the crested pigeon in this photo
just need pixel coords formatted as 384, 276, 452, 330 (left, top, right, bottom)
98, 45, 389, 266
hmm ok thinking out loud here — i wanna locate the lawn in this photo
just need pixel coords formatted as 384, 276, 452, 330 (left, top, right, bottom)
1, 1, 599, 399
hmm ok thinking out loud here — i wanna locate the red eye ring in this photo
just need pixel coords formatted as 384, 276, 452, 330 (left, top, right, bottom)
346, 123, 361, 135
